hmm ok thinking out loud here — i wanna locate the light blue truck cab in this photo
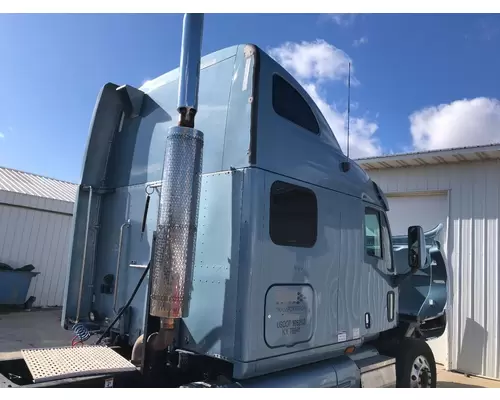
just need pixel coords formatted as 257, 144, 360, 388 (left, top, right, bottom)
54, 42, 448, 388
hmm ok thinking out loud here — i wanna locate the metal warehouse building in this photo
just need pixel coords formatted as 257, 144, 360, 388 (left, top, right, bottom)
0, 167, 77, 308
357, 143, 500, 381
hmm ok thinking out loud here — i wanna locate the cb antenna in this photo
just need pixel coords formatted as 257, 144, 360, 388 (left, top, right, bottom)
341, 62, 352, 173
346, 61, 351, 159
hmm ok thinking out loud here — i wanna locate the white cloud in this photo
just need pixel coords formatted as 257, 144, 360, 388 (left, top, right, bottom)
0, 132, 4, 139
479, 18, 500, 41
353, 37, 368, 47
327, 13, 357, 27
409, 97, 500, 151
268, 40, 353, 84
269, 40, 382, 159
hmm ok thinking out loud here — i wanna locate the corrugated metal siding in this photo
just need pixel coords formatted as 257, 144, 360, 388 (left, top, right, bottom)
367, 159, 500, 380
0, 167, 77, 307
0, 167, 77, 203
0, 189, 74, 215
0, 202, 73, 308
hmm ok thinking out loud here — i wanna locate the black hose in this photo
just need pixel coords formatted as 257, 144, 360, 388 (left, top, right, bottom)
96, 261, 151, 345
141, 195, 150, 235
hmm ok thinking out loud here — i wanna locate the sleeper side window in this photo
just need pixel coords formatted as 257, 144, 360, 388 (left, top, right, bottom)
365, 208, 383, 259
269, 181, 318, 248
272, 74, 320, 134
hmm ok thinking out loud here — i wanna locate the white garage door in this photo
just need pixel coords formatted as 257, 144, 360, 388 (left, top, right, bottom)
386, 193, 449, 366
387, 194, 448, 238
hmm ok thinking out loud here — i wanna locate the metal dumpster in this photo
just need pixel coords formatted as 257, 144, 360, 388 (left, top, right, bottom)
0, 270, 39, 306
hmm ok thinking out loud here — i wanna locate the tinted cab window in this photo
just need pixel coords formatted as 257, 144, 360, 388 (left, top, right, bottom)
269, 180, 318, 248
272, 74, 320, 134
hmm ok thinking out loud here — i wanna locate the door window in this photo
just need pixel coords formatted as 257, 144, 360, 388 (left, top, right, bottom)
365, 208, 382, 258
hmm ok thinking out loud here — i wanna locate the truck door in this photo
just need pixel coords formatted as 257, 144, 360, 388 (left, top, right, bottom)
360, 206, 398, 334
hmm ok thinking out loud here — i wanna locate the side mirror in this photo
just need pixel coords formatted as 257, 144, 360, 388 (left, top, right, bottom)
408, 225, 426, 272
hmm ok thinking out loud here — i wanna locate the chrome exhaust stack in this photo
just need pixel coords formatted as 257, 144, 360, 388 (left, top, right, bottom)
149, 14, 205, 334
177, 13, 204, 128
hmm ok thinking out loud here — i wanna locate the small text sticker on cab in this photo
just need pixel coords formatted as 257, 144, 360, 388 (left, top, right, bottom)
338, 332, 347, 342
104, 378, 114, 388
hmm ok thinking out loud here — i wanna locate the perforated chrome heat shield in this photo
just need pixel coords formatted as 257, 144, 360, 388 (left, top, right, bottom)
150, 126, 204, 319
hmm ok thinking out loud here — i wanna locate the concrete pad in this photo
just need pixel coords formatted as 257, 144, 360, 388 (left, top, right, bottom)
437, 365, 500, 388
0, 308, 74, 354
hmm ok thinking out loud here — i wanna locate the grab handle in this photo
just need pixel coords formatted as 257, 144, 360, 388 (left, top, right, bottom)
113, 219, 131, 313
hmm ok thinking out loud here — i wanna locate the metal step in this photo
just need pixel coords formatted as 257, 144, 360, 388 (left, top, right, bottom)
21, 346, 137, 383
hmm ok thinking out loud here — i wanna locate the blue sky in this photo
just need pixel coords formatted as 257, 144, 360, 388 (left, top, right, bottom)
1, 13, 499, 183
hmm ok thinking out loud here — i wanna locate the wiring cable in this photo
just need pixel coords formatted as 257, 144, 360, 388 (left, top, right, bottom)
95, 261, 151, 345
